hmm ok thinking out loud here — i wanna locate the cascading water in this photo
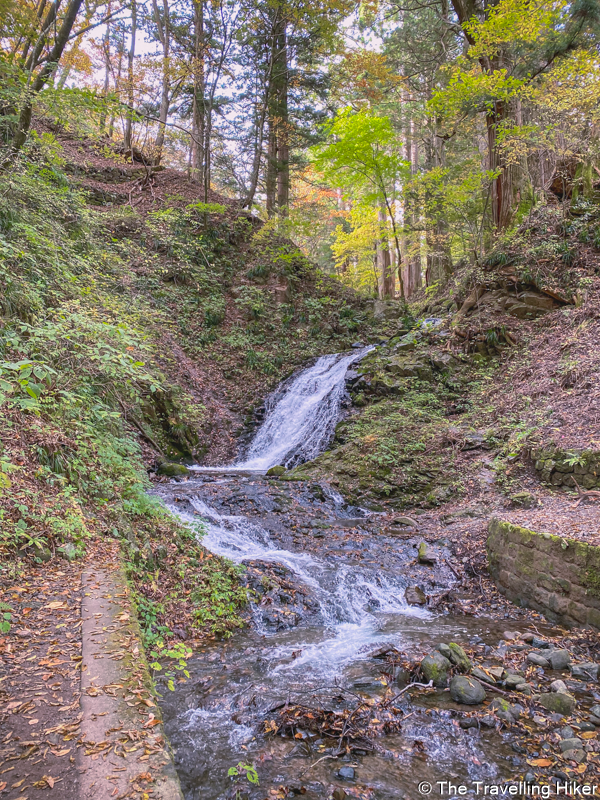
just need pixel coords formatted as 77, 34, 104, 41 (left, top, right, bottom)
235, 347, 372, 470
163, 494, 428, 677
157, 349, 512, 799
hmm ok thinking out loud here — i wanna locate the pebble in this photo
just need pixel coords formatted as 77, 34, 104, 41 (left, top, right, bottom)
338, 767, 355, 781
550, 680, 569, 694
533, 715, 547, 727
590, 705, 600, 718
524, 773, 536, 784
559, 725, 574, 739
579, 722, 596, 732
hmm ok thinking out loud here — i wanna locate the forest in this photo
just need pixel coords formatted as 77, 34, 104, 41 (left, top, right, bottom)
2, 1, 600, 799
3, 0, 600, 295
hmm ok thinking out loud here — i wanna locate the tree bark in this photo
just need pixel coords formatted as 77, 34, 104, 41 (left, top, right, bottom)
152, 0, 171, 163
8, 0, 84, 161
191, 0, 205, 180
123, 0, 137, 153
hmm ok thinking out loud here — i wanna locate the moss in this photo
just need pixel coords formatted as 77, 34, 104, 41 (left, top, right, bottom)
585, 566, 600, 599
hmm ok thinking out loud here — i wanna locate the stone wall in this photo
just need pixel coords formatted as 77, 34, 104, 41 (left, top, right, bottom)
487, 517, 600, 629
530, 446, 600, 489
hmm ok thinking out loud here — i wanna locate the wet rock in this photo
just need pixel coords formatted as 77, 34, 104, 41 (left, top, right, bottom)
560, 725, 575, 739
448, 643, 472, 672
571, 662, 599, 681
531, 637, 551, 649
496, 710, 515, 724
405, 586, 427, 605
505, 673, 526, 690
590, 704, 600, 718
369, 644, 399, 659
267, 465, 287, 477
337, 767, 355, 781
472, 667, 496, 685
548, 650, 571, 670
480, 715, 496, 728
535, 692, 576, 716
459, 718, 479, 729
550, 680, 569, 693
488, 666, 505, 681
157, 461, 190, 477
579, 722, 596, 732
450, 675, 486, 705
417, 542, 436, 565
527, 652, 550, 668
421, 652, 451, 687
515, 683, 532, 695
437, 643, 452, 660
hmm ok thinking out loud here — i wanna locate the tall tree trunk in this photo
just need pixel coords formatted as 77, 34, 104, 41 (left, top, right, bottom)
124, 0, 137, 152
377, 205, 394, 298
99, 15, 111, 133
191, 0, 205, 181
408, 113, 422, 294
275, 23, 289, 214
152, 0, 171, 163
8, 0, 84, 161
265, 10, 289, 217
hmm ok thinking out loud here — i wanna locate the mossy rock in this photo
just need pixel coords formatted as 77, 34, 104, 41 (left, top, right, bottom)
421, 651, 451, 686
266, 465, 286, 477
157, 462, 190, 477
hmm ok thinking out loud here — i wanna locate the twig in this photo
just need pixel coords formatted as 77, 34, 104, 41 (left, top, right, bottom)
572, 477, 600, 507
383, 680, 433, 707
299, 753, 340, 777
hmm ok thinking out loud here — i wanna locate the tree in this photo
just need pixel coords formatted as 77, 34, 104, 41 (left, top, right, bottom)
313, 107, 409, 298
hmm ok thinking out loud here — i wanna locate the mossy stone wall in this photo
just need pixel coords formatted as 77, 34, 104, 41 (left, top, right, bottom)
531, 446, 600, 489
487, 517, 600, 629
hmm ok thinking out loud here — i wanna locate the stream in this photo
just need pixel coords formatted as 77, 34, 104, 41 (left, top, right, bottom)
156, 350, 526, 800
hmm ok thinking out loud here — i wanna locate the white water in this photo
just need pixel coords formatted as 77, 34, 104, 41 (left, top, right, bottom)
235, 347, 372, 470
165, 496, 429, 678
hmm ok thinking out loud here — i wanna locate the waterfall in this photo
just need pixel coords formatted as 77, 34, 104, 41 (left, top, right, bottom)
235, 347, 372, 471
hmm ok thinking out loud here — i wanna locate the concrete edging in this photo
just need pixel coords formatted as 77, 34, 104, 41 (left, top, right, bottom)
78, 563, 184, 800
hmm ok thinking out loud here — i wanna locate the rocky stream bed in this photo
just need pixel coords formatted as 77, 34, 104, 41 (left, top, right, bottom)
155, 472, 600, 800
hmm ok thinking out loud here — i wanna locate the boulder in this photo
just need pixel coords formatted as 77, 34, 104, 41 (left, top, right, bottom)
450, 676, 486, 705
421, 652, 451, 687
405, 586, 427, 606
548, 650, 571, 670
448, 643, 472, 672
157, 461, 190, 478
535, 692, 576, 716
266, 465, 286, 477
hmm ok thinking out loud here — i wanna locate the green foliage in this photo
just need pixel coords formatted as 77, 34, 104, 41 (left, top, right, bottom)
228, 762, 259, 786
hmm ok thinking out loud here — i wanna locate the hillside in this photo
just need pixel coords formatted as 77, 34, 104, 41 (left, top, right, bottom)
0, 128, 375, 640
